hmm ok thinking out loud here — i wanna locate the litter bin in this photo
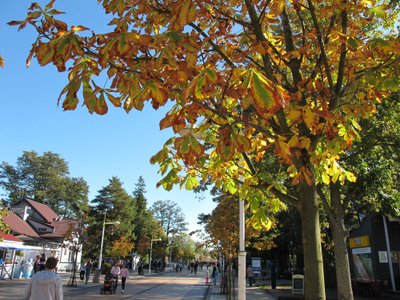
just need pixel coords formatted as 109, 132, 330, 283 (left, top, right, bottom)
92, 268, 101, 283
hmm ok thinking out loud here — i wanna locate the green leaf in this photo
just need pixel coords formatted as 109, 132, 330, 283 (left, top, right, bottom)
250, 71, 274, 112
164, 31, 184, 42
225, 180, 238, 194
83, 80, 95, 113
184, 174, 199, 190
348, 37, 358, 50
180, 136, 190, 154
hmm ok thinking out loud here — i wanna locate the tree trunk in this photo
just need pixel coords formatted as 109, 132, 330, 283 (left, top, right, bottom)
331, 221, 354, 300
299, 183, 326, 300
330, 182, 354, 300
227, 260, 232, 300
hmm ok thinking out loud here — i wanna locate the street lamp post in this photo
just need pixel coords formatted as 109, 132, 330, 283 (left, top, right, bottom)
93, 213, 120, 283
178, 125, 247, 299
238, 198, 246, 300
149, 238, 162, 275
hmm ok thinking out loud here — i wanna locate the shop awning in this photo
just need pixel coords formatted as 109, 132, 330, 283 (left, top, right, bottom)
0, 241, 41, 250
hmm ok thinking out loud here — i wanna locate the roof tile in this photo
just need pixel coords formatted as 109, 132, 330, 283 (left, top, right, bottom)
25, 199, 59, 223
39, 219, 78, 238
2, 211, 39, 237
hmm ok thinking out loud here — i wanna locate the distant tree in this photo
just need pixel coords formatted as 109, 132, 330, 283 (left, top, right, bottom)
84, 177, 136, 260
150, 200, 188, 238
0, 206, 10, 234
134, 213, 165, 258
0, 151, 89, 217
150, 199, 188, 264
110, 236, 134, 258
131, 176, 156, 256
172, 233, 196, 262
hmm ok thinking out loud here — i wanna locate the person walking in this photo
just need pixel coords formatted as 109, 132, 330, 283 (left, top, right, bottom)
79, 262, 85, 281
39, 253, 46, 271
110, 262, 121, 293
246, 265, 255, 287
205, 269, 210, 285
33, 255, 41, 274
24, 256, 63, 300
85, 260, 92, 284
120, 263, 129, 293
211, 263, 218, 286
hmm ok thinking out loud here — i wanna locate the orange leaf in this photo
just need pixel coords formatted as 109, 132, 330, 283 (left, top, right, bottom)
106, 92, 122, 107
45, 0, 56, 10
302, 169, 313, 186
116, 32, 130, 56
62, 94, 79, 111
95, 93, 108, 115
235, 134, 252, 152
170, 0, 194, 31
148, 82, 169, 107
216, 136, 235, 161
275, 139, 291, 163
159, 113, 175, 130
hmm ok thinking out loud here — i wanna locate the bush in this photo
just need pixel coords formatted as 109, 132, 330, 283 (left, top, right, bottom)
101, 262, 111, 275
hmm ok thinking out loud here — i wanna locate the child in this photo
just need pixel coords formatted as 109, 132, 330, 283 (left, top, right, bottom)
205, 269, 210, 285
120, 263, 129, 293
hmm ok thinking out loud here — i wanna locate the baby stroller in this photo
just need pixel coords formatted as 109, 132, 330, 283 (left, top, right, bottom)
100, 273, 115, 294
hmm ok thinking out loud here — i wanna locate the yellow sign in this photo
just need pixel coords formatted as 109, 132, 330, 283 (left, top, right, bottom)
349, 236, 370, 248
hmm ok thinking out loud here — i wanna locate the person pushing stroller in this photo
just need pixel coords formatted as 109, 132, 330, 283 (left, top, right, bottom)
100, 272, 115, 294
110, 262, 121, 293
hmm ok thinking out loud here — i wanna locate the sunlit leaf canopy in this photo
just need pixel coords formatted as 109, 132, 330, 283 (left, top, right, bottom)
9, 0, 400, 216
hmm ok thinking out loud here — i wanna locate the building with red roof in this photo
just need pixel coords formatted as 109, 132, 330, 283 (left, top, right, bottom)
2, 211, 39, 239
1, 198, 82, 274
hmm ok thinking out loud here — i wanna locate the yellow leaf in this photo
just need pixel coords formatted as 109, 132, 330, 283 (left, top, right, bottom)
302, 107, 317, 130
288, 135, 299, 148
287, 109, 302, 123
148, 82, 169, 106
321, 173, 330, 185
299, 138, 311, 150
71, 25, 89, 32
346, 171, 357, 182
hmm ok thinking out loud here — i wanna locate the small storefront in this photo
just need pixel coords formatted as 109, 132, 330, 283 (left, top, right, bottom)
0, 239, 43, 279
349, 214, 400, 292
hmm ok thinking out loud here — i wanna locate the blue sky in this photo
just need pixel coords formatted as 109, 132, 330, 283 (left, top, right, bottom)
0, 1, 215, 233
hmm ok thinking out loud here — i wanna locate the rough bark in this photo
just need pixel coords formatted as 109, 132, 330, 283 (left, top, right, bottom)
330, 182, 354, 300
331, 221, 354, 300
299, 182, 326, 300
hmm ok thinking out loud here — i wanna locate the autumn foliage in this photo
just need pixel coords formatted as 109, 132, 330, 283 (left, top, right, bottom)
9, 1, 400, 298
